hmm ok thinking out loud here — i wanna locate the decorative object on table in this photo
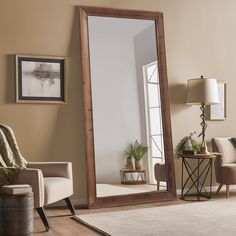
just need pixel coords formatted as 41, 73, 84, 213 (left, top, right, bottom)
175, 132, 200, 159
125, 140, 148, 170
15, 55, 67, 103
2, 184, 32, 195
0, 191, 34, 236
186, 76, 219, 154
208, 81, 226, 120
124, 147, 134, 170
124, 155, 134, 170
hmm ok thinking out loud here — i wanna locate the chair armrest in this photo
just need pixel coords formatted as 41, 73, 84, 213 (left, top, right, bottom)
15, 168, 44, 208
27, 162, 73, 180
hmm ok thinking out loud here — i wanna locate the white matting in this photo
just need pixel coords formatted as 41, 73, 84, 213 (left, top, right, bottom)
74, 198, 236, 236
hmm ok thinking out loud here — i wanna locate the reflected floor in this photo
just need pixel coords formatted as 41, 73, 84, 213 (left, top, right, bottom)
97, 183, 167, 197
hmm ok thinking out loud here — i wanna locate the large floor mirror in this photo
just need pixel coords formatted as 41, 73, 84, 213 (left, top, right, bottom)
79, 6, 176, 208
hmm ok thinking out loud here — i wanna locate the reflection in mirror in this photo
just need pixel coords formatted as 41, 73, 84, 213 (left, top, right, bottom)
88, 16, 167, 198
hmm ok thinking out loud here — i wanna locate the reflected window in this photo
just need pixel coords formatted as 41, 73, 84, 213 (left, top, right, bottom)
143, 61, 165, 183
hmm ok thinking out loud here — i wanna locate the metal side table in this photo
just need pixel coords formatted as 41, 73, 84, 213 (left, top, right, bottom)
180, 153, 220, 201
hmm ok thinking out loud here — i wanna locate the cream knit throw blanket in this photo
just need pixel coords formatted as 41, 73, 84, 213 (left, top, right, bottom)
0, 123, 27, 186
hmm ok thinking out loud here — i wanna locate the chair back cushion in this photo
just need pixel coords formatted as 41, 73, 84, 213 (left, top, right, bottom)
154, 163, 166, 181
212, 137, 236, 164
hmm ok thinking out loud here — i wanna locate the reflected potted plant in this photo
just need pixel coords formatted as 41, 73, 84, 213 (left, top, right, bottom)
126, 140, 148, 170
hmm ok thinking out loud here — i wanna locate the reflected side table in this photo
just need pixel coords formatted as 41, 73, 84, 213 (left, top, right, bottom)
180, 153, 221, 201
120, 169, 146, 185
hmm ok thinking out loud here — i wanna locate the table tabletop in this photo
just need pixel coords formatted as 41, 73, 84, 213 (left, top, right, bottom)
180, 152, 221, 159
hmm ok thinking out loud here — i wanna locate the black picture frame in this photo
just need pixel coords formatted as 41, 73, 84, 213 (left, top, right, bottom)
15, 55, 67, 103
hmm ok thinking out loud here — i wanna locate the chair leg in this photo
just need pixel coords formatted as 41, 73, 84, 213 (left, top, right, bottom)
216, 183, 223, 195
64, 197, 76, 215
226, 185, 230, 198
157, 181, 160, 191
36, 207, 51, 231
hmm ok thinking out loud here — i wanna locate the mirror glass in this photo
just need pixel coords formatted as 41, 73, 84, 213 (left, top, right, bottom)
88, 16, 167, 197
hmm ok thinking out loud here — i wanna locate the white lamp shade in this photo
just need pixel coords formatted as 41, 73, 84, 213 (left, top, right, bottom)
186, 77, 220, 105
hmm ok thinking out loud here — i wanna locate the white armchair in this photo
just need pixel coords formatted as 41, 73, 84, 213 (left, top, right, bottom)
15, 161, 75, 231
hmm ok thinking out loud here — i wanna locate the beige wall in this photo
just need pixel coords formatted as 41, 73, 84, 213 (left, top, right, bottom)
1, 0, 236, 204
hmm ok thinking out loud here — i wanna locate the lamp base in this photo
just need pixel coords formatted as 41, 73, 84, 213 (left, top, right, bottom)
199, 141, 209, 154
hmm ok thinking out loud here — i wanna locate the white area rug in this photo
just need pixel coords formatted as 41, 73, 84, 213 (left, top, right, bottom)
74, 199, 236, 236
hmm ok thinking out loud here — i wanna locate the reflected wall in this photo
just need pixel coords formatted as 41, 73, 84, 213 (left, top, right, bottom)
88, 16, 166, 197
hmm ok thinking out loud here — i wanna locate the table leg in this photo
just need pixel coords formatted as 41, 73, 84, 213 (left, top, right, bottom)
181, 156, 214, 201
181, 158, 184, 198
197, 158, 200, 200
210, 159, 212, 198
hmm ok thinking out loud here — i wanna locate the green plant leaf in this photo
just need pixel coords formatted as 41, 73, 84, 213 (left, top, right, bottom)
128, 140, 148, 160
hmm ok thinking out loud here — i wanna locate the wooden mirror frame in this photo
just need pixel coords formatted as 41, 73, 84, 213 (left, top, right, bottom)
79, 6, 176, 208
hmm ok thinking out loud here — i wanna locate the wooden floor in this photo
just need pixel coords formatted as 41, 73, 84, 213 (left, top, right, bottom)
33, 191, 236, 236
33, 208, 100, 236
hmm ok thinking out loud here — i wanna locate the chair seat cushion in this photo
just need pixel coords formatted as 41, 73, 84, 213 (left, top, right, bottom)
44, 177, 73, 205
222, 163, 236, 184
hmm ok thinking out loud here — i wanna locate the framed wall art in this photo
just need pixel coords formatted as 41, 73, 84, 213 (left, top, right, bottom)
15, 55, 67, 103
209, 81, 226, 120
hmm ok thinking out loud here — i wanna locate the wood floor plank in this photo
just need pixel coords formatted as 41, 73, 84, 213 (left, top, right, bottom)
33, 209, 100, 236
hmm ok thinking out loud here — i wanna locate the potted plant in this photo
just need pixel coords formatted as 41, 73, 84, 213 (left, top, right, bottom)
126, 140, 148, 170
175, 132, 200, 159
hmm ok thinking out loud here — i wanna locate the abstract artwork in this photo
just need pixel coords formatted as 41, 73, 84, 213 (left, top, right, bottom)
16, 55, 66, 103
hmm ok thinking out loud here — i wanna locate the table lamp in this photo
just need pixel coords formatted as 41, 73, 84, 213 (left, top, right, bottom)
186, 76, 219, 154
